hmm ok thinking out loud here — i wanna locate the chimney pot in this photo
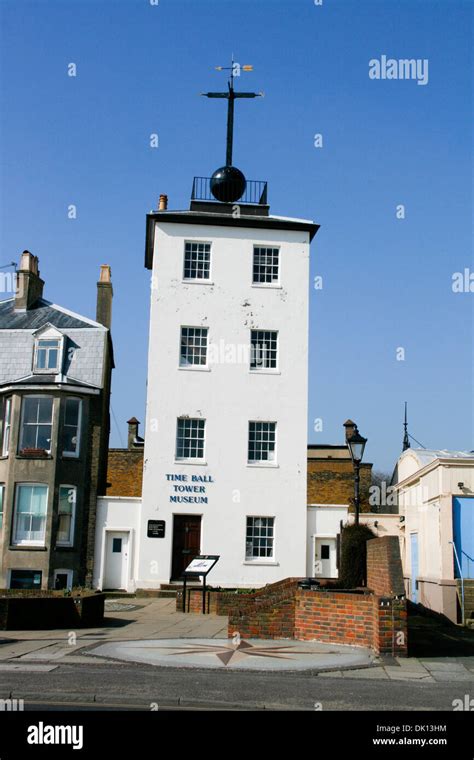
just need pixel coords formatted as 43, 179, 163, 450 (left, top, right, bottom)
14, 251, 44, 310
96, 264, 113, 329
343, 419, 357, 442
158, 194, 168, 211
127, 417, 140, 449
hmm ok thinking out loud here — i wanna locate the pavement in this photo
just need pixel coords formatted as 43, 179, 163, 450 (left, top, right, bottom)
0, 598, 472, 683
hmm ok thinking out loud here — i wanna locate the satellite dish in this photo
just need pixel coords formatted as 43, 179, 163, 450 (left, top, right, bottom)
210, 165, 246, 203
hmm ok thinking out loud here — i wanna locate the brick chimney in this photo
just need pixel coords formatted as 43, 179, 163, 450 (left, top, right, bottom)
343, 419, 357, 442
158, 194, 168, 211
127, 417, 140, 449
14, 251, 44, 311
96, 265, 113, 329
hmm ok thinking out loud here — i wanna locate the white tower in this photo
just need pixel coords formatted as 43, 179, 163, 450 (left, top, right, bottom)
138, 64, 319, 588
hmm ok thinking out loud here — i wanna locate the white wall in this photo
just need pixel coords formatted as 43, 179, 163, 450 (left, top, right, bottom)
306, 505, 348, 576
93, 497, 141, 593
139, 220, 311, 587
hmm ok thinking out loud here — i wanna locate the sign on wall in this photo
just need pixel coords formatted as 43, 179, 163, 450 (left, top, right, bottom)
147, 520, 166, 538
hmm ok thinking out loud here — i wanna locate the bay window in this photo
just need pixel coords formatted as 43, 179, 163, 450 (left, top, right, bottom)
19, 396, 53, 453
62, 398, 82, 457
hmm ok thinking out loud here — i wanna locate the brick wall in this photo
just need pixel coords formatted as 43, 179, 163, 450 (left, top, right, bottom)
366, 536, 405, 597
106, 449, 144, 497
223, 540, 408, 655
307, 459, 372, 509
294, 591, 373, 646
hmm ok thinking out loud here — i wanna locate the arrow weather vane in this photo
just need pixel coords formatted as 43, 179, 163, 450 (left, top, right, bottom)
200, 57, 263, 167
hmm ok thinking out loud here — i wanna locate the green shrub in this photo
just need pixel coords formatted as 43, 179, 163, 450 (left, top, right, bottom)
340, 523, 376, 588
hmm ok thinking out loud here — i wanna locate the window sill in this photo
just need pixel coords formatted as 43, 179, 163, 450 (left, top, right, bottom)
174, 460, 208, 466
9, 545, 48, 551
242, 561, 279, 566
247, 463, 279, 469
177, 366, 211, 372
16, 454, 53, 461
55, 545, 74, 551
182, 280, 214, 286
251, 284, 282, 290
249, 370, 281, 376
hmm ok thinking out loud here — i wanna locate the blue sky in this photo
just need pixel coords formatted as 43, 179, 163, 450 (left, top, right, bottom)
0, 0, 472, 471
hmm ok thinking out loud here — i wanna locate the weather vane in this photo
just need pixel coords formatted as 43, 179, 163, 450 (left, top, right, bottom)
200, 57, 263, 202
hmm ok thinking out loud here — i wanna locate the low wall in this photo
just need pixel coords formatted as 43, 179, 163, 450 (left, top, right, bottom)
176, 578, 299, 615
228, 588, 407, 655
0, 593, 105, 630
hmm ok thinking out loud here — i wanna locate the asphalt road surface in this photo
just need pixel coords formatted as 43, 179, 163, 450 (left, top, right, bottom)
1, 662, 472, 711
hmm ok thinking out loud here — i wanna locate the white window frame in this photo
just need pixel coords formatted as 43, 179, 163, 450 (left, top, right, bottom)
247, 421, 277, 465
12, 483, 48, 546
54, 568, 73, 591
250, 330, 279, 371
245, 516, 275, 561
0, 483, 4, 531
175, 417, 206, 462
62, 397, 82, 458
179, 326, 209, 369
19, 395, 54, 454
33, 335, 64, 374
252, 245, 280, 287
1, 397, 11, 456
57, 485, 76, 547
183, 241, 212, 282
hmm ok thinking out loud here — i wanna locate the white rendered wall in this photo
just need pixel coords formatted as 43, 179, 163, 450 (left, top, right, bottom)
139, 220, 311, 587
93, 497, 141, 593
306, 505, 348, 576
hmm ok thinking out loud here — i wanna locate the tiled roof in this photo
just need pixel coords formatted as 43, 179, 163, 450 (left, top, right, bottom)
0, 298, 97, 330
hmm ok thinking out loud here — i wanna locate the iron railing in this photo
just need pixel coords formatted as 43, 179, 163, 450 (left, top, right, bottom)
191, 177, 268, 205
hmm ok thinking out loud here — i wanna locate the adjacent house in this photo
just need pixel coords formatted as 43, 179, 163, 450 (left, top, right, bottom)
0, 252, 113, 590
393, 447, 474, 624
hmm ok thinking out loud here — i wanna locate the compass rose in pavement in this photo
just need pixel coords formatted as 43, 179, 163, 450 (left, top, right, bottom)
135, 639, 314, 666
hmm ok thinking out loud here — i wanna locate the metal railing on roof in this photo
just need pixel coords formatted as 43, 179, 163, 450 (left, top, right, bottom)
191, 177, 268, 205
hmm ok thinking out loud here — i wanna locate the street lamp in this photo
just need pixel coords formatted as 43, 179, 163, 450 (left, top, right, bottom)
347, 426, 367, 526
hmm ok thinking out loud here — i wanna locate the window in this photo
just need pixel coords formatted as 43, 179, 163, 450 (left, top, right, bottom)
176, 418, 205, 461
62, 398, 82, 457
57, 486, 76, 546
246, 517, 274, 560
248, 421, 276, 464
112, 538, 122, 553
183, 242, 211, 280
250, 330, 278, 370
34, 338, 62, 373
180, 327, 208, 367
13, 484, 48, 545
0, 484, 3, 530
10, 569, 42, 590
54, 569, 73, 591
252, 246, 279, 285
19, 396, 53, 453
1, 397, 11, 456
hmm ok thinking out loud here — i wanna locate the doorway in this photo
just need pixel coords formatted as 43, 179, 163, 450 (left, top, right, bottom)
171, 515, 201, 580
314, 537, 337, 578
103, 531, 129, 590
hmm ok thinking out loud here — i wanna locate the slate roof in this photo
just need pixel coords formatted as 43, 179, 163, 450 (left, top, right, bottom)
0, 298, 99, 330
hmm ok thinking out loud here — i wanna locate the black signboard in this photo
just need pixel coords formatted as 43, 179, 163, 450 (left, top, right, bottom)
147, 520, 165, 538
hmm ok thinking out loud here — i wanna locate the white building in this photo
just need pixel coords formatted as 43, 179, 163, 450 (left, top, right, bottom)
93, 175, 320, 591
393, 448, 474, 624
124, 186, 318, 589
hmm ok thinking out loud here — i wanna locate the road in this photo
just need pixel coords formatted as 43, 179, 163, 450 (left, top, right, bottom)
1, 661, 472, 711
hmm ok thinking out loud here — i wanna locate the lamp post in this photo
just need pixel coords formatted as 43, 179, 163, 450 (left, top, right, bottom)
347, 426, 367, 526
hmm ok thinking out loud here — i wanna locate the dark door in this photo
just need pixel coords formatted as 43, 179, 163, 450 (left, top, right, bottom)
171, 515, 202, 580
